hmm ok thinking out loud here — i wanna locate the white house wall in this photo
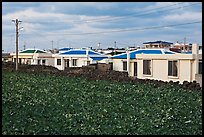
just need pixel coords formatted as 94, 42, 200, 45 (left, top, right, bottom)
55, 58, 63, 70
113, 59, 124, 71
54, 57, 93, 70
177, 60, 187, 82
113, 53, 202, 84
46, 58, 55, 66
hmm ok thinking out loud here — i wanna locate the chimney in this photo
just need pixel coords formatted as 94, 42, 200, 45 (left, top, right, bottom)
86, 47, 89, 65
86, 47, 89, 56
192, 43, 199, 55
192, 43, 199, 74
126, 50, 130, 75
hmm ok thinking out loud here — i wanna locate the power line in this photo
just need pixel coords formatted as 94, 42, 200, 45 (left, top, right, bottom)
41, 21, 201, 36
74, 2, 183, 22
82, 3, 199, 23
22, 2, 199, 24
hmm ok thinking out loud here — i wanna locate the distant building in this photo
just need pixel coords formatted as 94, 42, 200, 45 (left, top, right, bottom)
96, 48, 126, 56
2, 53, 12, 62
143, 40, 173, 49
49, 48, 60, 54
171, 42, 192, 52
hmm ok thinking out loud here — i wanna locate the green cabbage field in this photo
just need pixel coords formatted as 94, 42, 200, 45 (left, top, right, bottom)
2, 71, 202, 135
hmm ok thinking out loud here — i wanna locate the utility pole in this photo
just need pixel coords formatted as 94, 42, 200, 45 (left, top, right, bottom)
23, 42, 26, 50
184, 37, 186, 51
184, 37, 186, 45
98, 42, 101, 50
114, 41, 117, 49
12, 19, 22, 71
51, 40, 54, 50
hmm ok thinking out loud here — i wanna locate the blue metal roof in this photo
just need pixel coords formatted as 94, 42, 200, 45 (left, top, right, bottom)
112, 49, 175, 59
90, 57, 108, 61
181, 51, 192, 54
60, 49, 101, 55
143, 41, 173, 45
164, 51, 175, 54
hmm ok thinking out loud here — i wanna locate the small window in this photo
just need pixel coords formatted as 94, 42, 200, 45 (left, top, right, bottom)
38, 59, 41, 65
57, 59, 61, 65
168, 60, 178, 77
143, 60, 151, 75
42, 59, 46, 65
87, 61, 90, 65
123, 61, 127, 71
72, 59, 77, 66
109, 62, 113, 70
199, 61, 202, 74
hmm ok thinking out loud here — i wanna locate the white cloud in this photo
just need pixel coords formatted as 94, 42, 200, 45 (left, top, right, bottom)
78, 2, 117, 10
2, 8, 114, 34
2, 8, 66, 21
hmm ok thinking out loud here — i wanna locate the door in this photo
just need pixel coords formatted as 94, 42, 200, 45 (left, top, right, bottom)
134, 62, 137, 76
66, 59, 69, 68
19, 58, 22, 64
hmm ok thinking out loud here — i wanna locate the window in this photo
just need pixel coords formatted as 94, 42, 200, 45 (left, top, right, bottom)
199, 61, 202, 74
109, 62, 113, 70
72, 59, 77, 66
57, 59, 61, 65
123, 61, 127, 71
143, 60, 151, 75
168, 60, 178, 77
38, 59, 41, 65
134, 62, 137, 76
19, 58, 22, 64
66, 59, 69, 68
42, 59, 46, 65
87, 61, 90, 65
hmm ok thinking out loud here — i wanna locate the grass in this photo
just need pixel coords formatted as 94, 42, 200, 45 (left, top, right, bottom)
2, 71, 202, 135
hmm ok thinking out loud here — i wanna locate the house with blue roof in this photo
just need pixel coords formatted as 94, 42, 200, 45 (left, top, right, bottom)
111, 44, 202, 85
52, 48, 108, 70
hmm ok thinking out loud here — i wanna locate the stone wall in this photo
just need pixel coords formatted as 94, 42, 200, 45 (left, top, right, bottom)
97, 63, 112, 71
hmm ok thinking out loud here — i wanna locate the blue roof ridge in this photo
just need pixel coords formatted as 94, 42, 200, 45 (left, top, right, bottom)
59, 49, 108, 57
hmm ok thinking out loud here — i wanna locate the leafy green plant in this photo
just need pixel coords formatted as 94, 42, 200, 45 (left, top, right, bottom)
2, 71, 202, 135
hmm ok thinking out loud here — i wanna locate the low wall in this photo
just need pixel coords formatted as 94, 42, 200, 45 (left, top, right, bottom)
195, 74, 202, 87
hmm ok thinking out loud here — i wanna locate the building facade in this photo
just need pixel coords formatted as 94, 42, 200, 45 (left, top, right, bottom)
143, 40, 173, 49
112, 44, 202, 85
52, 48, 108, 70
11, 49, 54, 66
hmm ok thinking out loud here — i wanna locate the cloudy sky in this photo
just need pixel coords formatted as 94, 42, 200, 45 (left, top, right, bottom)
2, 2, 202, 52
